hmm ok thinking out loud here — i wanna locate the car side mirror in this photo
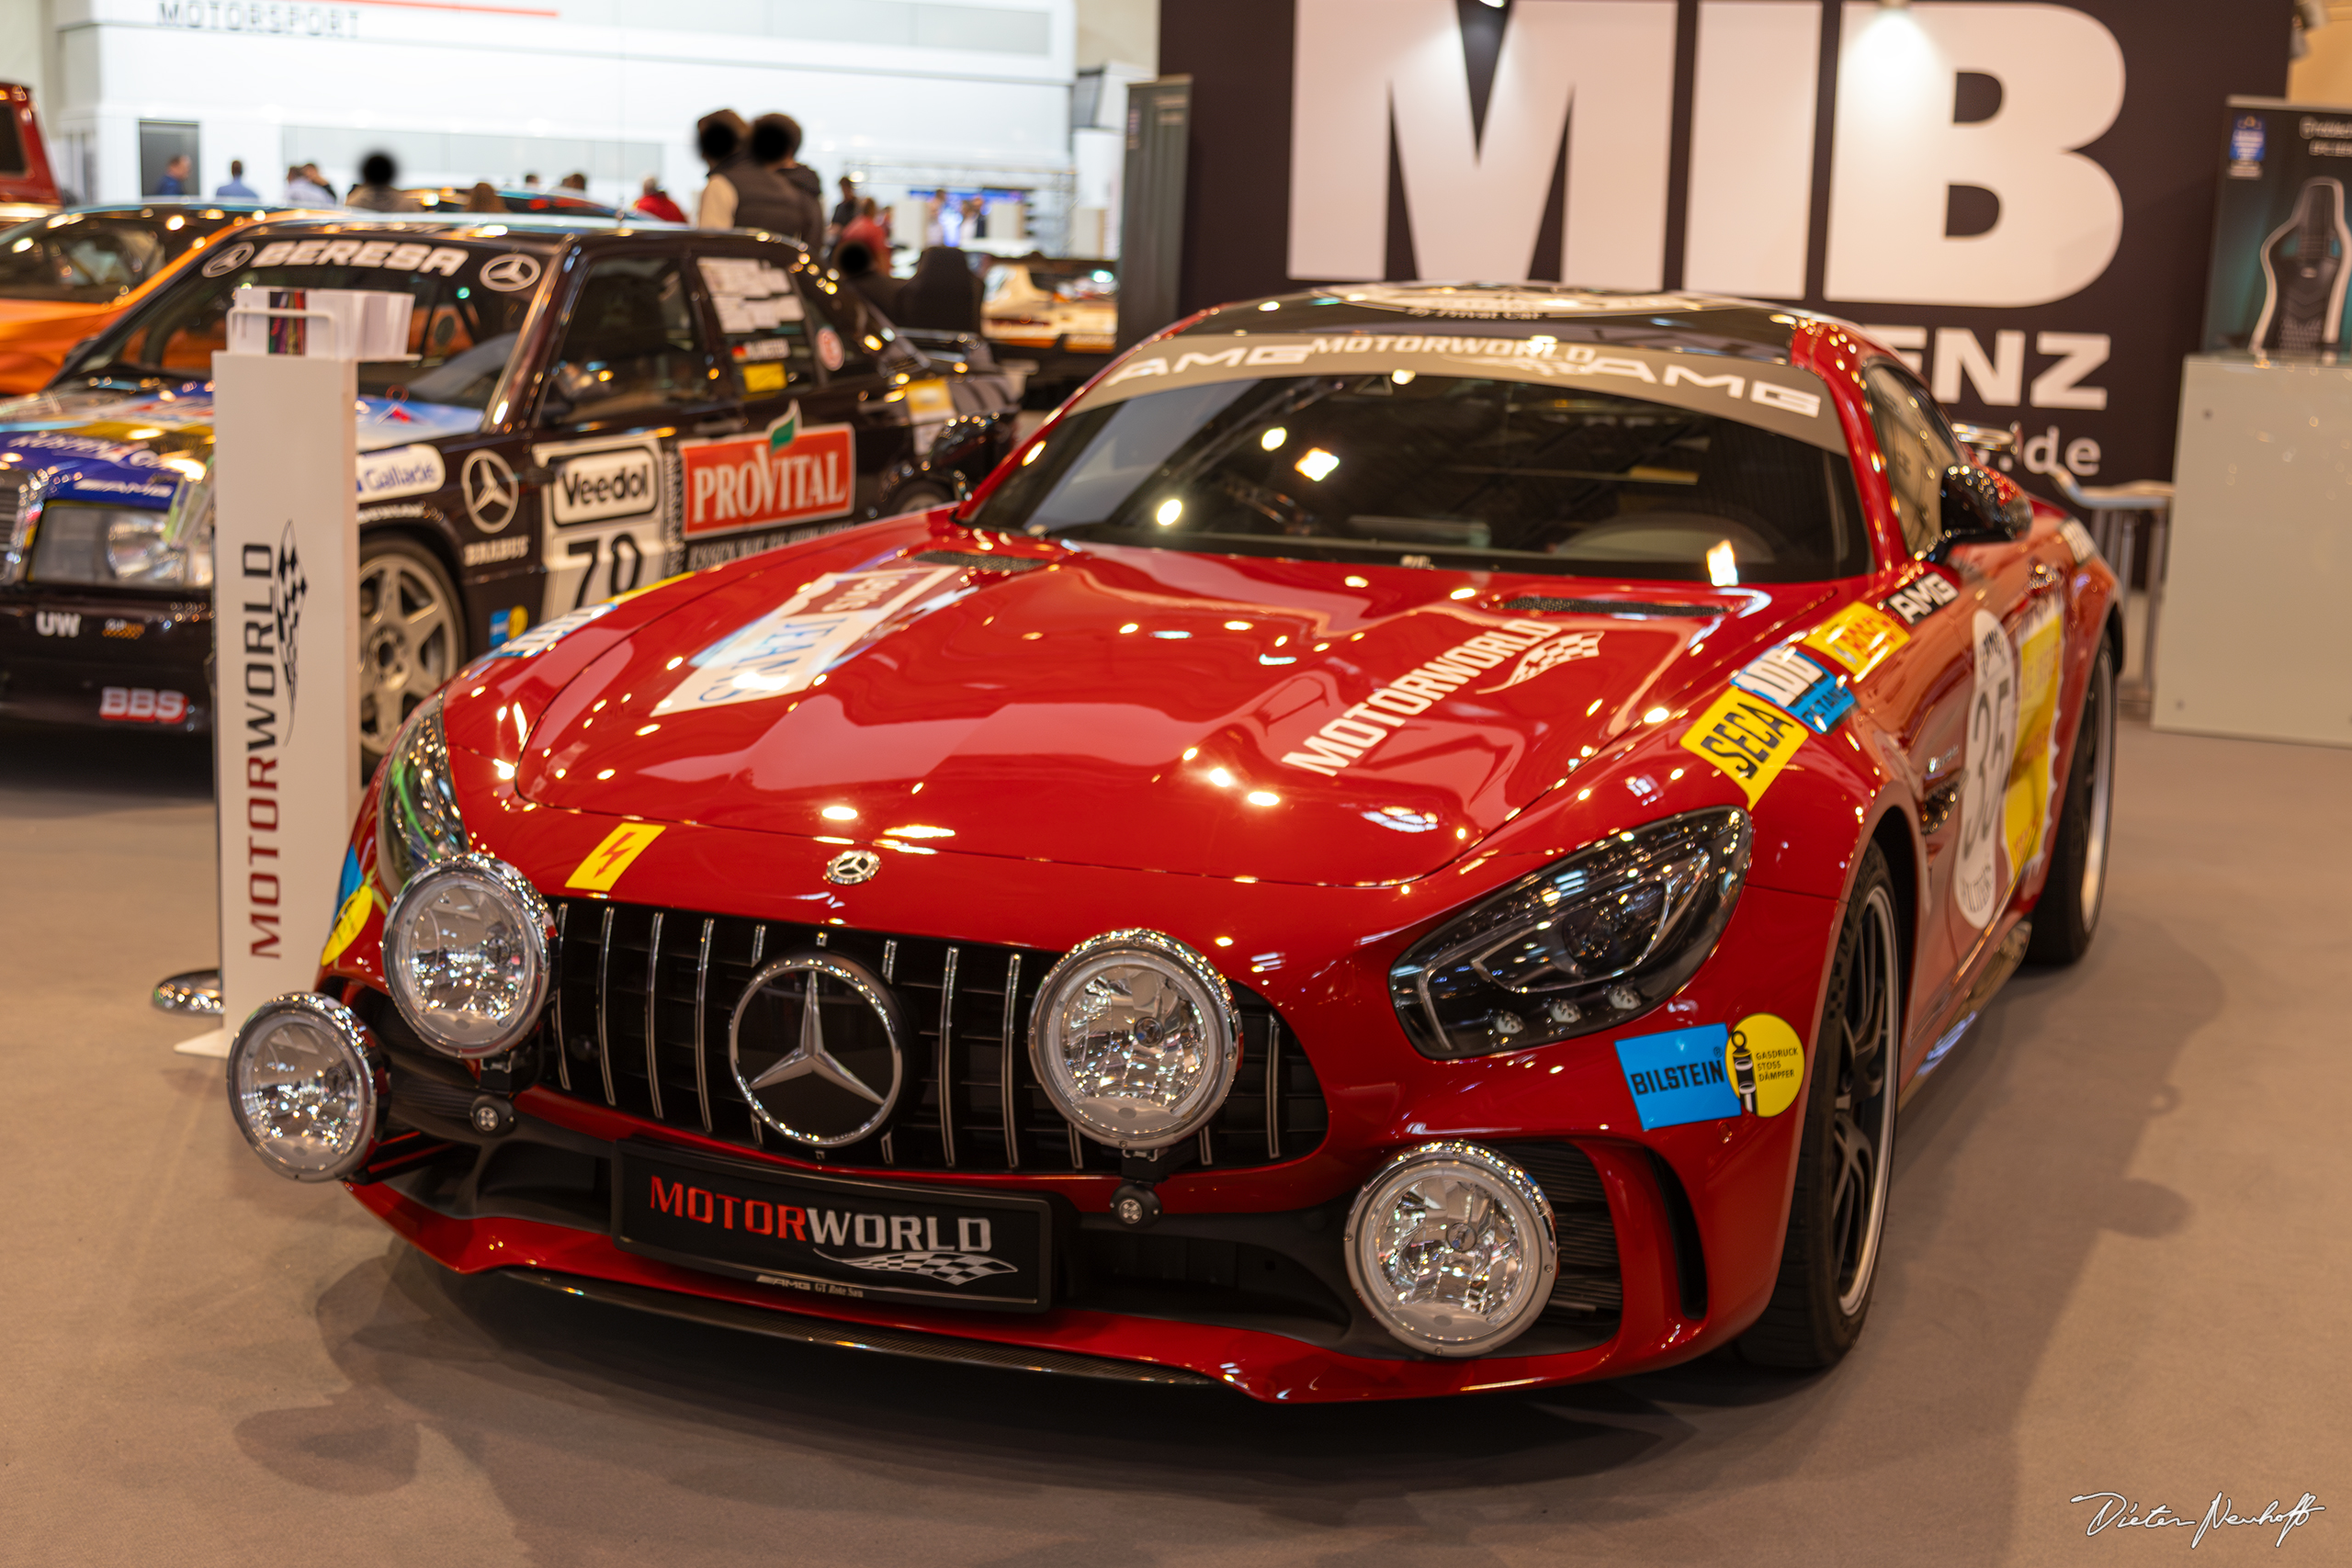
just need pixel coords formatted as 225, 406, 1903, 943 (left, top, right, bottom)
1934, 464, 2032, 557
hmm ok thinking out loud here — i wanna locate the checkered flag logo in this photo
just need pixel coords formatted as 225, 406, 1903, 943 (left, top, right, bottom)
819, 1249, 1018, 1288
1483, 631, 1603, 694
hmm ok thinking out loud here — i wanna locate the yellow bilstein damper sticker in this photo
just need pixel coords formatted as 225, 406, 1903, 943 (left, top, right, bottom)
1726, 1013, 1804, 1116
566, 823, 667, 892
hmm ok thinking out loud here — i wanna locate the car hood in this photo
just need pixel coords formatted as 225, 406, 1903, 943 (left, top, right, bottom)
0, 382, 481, 504
514, 536, 1828, 886
0, 297, 116, 328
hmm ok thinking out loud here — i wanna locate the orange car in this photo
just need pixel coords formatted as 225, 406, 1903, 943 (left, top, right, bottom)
0, 202, 301, 393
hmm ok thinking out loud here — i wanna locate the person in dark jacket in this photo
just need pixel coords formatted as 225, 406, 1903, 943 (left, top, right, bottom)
697, 110, 812, 238
835, 242, 901, 321
747, 114, 824, 243
895, 245, 983, 333
346, 152, 421, 212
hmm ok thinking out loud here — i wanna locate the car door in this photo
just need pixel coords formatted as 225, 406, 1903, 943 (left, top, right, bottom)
1853, 361, 2044, 1067
528, 244, 739, 614
795, 266, 944, 518
672, 237, 857, 570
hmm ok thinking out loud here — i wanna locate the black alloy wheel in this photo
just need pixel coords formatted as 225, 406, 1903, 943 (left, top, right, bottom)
2026, 643, 2116, 965
1740, 842, 1903, 1368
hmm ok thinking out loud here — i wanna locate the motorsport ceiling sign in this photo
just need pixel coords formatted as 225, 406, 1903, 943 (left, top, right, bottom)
1163, 0, 2291, 496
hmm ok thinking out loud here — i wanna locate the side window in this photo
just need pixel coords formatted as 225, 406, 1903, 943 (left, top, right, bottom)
798, 272, 881, 379
59, 226, 164, 293
1864, 364, 1964, 557
695, 251, 813, 399
542, 254, 715, 426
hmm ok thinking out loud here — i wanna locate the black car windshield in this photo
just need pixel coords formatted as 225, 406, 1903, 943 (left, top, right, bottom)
62, 238, 547, 432
974, 372, 1870, 584
0, 209, 246, 303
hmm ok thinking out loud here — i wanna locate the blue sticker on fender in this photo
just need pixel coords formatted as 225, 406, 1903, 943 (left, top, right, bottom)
1728, 645, 1855, 735
1615, 1024, 1741, 1130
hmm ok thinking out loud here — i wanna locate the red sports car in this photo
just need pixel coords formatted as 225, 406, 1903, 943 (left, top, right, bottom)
225, 284, 2120, 1401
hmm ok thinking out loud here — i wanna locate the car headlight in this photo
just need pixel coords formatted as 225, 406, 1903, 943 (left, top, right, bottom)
1390, 807, 1751, 1059
377, 693, 469, 893
381, 852, 552, 1059
226, 993, 383, 1181
28, 492, 212, 588
1343, 1142, 1558, 1356
1028, 928, 1242, 1149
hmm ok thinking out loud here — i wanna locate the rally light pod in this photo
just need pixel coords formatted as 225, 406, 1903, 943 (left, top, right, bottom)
381, 852, 554, 1059
226, 992, 384, 1182
1343, 1142, 1559, 1356
1027, 928, 1243, 1150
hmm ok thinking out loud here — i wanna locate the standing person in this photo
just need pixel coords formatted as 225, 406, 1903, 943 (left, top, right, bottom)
465, 182, 505, 213
695, 109, 752, 228
839, 197, 890, 266
747, 114, 824, 244
215, 159, 258, 199
559, 172, 588, 192
895, 245, 983, 333
521, 172, 542, 190
291, 164, 337, 204
345, 152, 421, 212
155, 154, 191, 196
634, 175, 685, 224
830, 175, 859, 231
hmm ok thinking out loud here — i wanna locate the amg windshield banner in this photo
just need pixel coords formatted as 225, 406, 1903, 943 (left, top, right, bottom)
1162, 0, 2290, 498
210, 351, 361, 1034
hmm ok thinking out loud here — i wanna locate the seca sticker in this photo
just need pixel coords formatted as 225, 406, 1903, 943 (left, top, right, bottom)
1679, 688, 1808, 806
1953, 609, 2019, 930
567, 823, 667, 892
1803, 601, 1909, 681
1726, 1013, 1804, 1117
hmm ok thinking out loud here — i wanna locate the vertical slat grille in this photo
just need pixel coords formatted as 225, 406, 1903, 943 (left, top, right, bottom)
542, 897, 1328, 1176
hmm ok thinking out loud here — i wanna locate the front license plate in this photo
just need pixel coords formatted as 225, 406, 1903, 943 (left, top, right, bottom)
613, 1142, 1053, 1312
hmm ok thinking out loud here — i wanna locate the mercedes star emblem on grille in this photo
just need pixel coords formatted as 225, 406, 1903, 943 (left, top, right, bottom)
728, 953, 905, 1146
824, 849, 882, 885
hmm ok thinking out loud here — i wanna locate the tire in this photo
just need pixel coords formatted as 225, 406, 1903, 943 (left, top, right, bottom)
882, 479, 956, 518
356, 536, 464, 769
1739, 844, 1902, 1369
2025, 642, 2116, 966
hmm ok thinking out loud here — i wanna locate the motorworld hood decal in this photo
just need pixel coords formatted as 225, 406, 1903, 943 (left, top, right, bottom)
1091, 332, 1841, 452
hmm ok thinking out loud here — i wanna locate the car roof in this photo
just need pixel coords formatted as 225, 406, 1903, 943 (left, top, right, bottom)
1181, 284, 1838, 366
3, 199, 294, 231
230, 210, 691, 250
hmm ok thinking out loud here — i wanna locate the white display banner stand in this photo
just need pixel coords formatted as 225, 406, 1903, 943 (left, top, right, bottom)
205, 343, 362, 1044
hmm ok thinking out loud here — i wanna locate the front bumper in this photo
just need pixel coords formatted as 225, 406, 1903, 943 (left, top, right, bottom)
0, 590, 209, 730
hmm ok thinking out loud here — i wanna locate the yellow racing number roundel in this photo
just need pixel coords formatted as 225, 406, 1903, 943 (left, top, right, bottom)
566, 823, 667, 892
1726, 1012, 1805, 1117
1803, 600, 1909, 681
1679, 689, 1808, 806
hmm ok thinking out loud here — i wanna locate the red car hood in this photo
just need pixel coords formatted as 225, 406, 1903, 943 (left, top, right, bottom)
516, 540, 1823, 886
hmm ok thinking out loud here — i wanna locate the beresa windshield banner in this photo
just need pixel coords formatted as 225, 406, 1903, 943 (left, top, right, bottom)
681, 416, 854, 537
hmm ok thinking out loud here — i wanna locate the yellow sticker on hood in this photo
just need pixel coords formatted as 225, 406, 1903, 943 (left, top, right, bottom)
1679, 689, 1808, 806
566, 823, 666, 892
1803, 601, 1909, 681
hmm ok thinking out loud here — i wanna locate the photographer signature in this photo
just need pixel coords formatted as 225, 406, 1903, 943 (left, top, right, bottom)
2071, 1492, 2324, 1548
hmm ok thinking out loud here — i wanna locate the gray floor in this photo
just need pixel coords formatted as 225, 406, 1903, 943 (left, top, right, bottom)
1, 715, 2343, 1566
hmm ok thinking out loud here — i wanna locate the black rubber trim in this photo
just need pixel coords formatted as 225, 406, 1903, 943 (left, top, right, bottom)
1646, 1150, 1710, 1322
496, 1266, 1225, 1386
910, 550, 1046, 572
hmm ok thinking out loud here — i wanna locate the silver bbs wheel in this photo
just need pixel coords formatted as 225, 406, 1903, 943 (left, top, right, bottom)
357, 540, 460, 760
1831, 883, 1900, 1317
2077, 648, 2116, 932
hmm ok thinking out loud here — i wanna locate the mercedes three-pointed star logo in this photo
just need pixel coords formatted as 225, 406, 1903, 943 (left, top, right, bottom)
728, 953, 904, 1147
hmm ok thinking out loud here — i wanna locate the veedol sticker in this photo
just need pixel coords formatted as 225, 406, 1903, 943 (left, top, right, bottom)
1954, 609, 2019, 929
653, 567, 957, 714
1280, 619, 1603, 777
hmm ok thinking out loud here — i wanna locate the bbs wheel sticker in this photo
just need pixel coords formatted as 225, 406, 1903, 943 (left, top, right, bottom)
462, 449, 520, 533
1953, 608, 2018, 930
201, 242, 254, 278
480, 254, 543, 293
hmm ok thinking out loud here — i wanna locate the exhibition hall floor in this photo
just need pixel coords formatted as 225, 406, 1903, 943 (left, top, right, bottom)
1, 716, 2341, 1566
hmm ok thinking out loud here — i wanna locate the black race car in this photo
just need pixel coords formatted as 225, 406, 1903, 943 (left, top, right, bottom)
0, 212, 1017, 757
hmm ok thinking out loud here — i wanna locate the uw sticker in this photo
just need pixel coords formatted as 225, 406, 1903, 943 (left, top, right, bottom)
567, 823, 667, 892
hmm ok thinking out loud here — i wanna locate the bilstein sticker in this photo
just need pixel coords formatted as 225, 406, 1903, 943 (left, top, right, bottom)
1279, 619, 1603, 776
1679, 689, 1807, 806
567, 823, 666, 893
1803, 601, 1909, 681
1616, 1024, 1742, 1131
1726, 1013, 1804, 1117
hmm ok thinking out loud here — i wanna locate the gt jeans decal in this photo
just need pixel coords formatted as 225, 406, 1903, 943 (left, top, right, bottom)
1616, 1024, 1742, 1130
1279, 618, 1600, 775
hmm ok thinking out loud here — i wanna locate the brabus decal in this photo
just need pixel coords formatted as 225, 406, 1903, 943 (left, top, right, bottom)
1277, 619, 1604, 777
653, 566, 958, 714
1881, 569, 1962, 626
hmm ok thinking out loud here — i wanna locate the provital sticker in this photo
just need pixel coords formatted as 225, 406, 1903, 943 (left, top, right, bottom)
566, 823, 666, 892
1726, 1013, 1804, 1117
1953, 608, 2019, 929
1728, 645, 1854, 735
1803, 601, 1909, 681
1679, 689, 1808, 806
1616, 1024, 1741, 1130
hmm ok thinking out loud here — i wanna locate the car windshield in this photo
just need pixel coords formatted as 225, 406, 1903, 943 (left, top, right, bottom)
972, 373, 1869, 584
62, 238, 546, 430
0, 210, 243, 303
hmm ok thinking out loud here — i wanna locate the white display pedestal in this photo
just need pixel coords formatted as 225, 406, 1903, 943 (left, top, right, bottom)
2154, 355, 2352, 750
206, 350, 361, 1038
